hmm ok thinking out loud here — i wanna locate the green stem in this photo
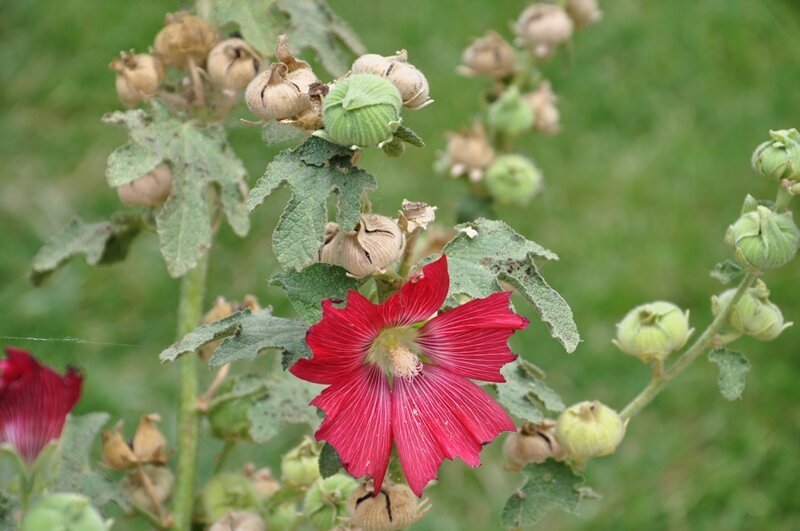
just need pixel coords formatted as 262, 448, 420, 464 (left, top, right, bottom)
775, 184, 793, 211
214, 440, 237, 474
172, 256, 209, 531
619, 272, 758, 421
398, 229, 421, 279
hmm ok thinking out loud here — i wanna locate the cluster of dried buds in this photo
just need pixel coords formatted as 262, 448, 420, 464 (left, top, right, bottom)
440, 0, 601, 206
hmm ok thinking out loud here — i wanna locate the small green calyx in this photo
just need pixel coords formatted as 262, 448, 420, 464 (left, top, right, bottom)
752, 128, 800, 181
725, 201, 800, 269
555, 401, 625, 466
21, 493, 106, 531
487, 86, 535, 137
614, 301, 693, 363
485, 154, 543, 206
304, 473, 358, 531
281, 436, 322, 488
712, 279, 793, 341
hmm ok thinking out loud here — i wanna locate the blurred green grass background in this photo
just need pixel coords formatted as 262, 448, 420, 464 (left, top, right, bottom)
2, 0, 800, 529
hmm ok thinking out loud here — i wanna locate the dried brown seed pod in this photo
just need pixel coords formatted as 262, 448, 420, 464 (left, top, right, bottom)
208, 510, 266, 531
458, 30, 517, 79
398, 199, 437, 234
132, 413, 169, 465
153, 11, 217, 69
110, 51, 165, 108
523, 81, 560, 134
503, 420, 564, 471
101, 421, 138, 470
243, 463, 281, 499
347, 481, 430, 531
245, 62, 311, 121
120, 465, 174, 514
513, 3, 574, 59
566, 0, 603, 28
275, 34, 320, 95
319, 215, 404, 277
439, 123, 496, 182
351, 50, 432, 110
207, 38, 262, 92
116, 164, 172, 207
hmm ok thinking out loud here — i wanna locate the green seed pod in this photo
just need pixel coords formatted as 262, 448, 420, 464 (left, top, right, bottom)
208, 379, 264, 441
484, 154, 543, 205
281, 437, 321, 489
613, 301, 692, 362
202, 472, 262, 523
322, 74, 402, 149
725, 200, 800, 269
555, 401, 625, 464
303, 474, 358, 531
712, 280, 793, 341
268, 502, 301, 531
487, 86, 535, 137
751, 129, 800, 181
21, 493, 106, 531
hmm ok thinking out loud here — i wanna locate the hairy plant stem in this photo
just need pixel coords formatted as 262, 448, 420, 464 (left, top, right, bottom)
398, 229, 421, 278
620, 271, 758, 421
214, 440, 237, 474
172, 256, 209, 530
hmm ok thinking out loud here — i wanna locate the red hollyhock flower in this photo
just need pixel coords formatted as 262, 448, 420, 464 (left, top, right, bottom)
291, 255, 528, 496
0, 347, 83, 462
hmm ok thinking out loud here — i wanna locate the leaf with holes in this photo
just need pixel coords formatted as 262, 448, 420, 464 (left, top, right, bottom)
247, 376, 321, 443
197, 0, 281, 57
248, 136, 376, 270
709, 348, 751, 400
30, 213, 144, 286
501, 461, 584, 529
104, 102, 249, 277
270, 263, 358, 323
442, 218, 580, 352
496, 359, 564, 424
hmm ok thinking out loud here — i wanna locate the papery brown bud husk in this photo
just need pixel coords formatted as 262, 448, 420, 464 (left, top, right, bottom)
120, 465, 174, 514
110, 51, 165, 108
102, 420, 138, 470
275, 34, 320, 94
318, 222, 342, 264
458, 30, 517, 79
523, 81, 560, 134
117, 164, 172, 207
153, 11, 217, 69
503, 420, 564, 471
319, 214, 405, 277
566, 0, 603, 28
281, 82, 328, 131
133, 413, 169, 465
244, 463, 281, 499
439, 123, 496, 182
347, 481, 430, 531
513, 3, 574, 59
245, 62, 311, 121
398, 199, 437, 233
351, 50, 432, 109
209, 510, 266, 531
207, 38, 262, 92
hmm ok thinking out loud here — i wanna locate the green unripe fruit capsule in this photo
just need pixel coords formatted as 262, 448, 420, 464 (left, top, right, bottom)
322, 74, 402, 149
21, 493, 106, 531
281, 437, 321, 488
303, 474, 357, 531
487, 86, 535, 137
712, 280, 793, 341
207, 379, 263, 441
485, 154, 543, 205
751, 129, 800, 181
725, 198, 800, 269
202, 472, 262, 522
613, 301, 692, 363
268, 502, 301, 531
555, 401, 625, 465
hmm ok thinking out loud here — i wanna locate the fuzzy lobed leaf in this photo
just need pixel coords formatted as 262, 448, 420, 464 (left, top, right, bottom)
247, 376, 321, 443
275, 0, 366, 77
709, 348, 751, 400
159, 309, 311, 369
711, 260, 744, 284
496, 359, 564, 424
270, 263, 358, 323
104, 103, 249, 277
30, 214, 143, 286
318, 442, 343, 478
197, 0, 281, 57
441, 218, 580, 352
51, 413, 128, 511
501, 461, 584, 529
248, 137, 376, 270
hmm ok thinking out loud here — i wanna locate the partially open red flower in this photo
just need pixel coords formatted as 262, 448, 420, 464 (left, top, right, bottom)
291, 255, 528, 496
0, 347, 83, 462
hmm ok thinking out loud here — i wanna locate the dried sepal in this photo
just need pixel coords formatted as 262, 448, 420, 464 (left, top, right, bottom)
101, 420, 138, 470
398, 199, 437, 234
523, 81, 560, 134
438, 123, 496, 182
132, 413, 169, 465
245, 62, 311, 121
458, 30, 517, 79
513, 3, 574, 60
318, 214, 404, 277
153, 11, 217, 69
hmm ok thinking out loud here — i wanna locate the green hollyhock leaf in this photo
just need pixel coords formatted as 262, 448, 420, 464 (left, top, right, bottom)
247, 376, 321, 443
709, 348, 751, 400
270, 263, 358, 323
197, 0, 281, 57
501, 461, 584, 529
159, 309, 311, 369
495, 359, 564, 424
275, 0, 366, 77
711, 260, 744, 285
30, 213, 144, 286
441, 218, 580, 352
51, 413, 128, 511
248, 137, 377, 270
104, 102, 249, 277
318, 443, 342, 478
393, 125, 425, 147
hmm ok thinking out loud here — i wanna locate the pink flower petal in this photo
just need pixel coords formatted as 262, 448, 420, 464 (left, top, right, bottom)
379, 255, 449, 327
392, 365, 515, 496
292, 291, 384, 384
418, 292, 528, 382
0, 348, 82, 462
312, 365, 393, 492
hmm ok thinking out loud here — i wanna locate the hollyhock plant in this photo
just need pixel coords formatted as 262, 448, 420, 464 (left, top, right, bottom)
291, 255, 529, 496
0, 347, 83, 462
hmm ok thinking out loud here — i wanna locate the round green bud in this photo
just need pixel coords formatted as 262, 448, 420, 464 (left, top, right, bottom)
725, 204, 800, 269
208, 379, 263, 441
322, 74, 402, 148
555, 401, 625, 464
712, 280, 793, 341
303, 474, 357, 531
487, 86, 535, 137
281, 437, 321, 489
21, 493, 106, 531
613, 301, 692, 362
751, 129, 800, 181
202, 472, 262, 523
268, 502, 301, 531
484, 154, 543, 205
